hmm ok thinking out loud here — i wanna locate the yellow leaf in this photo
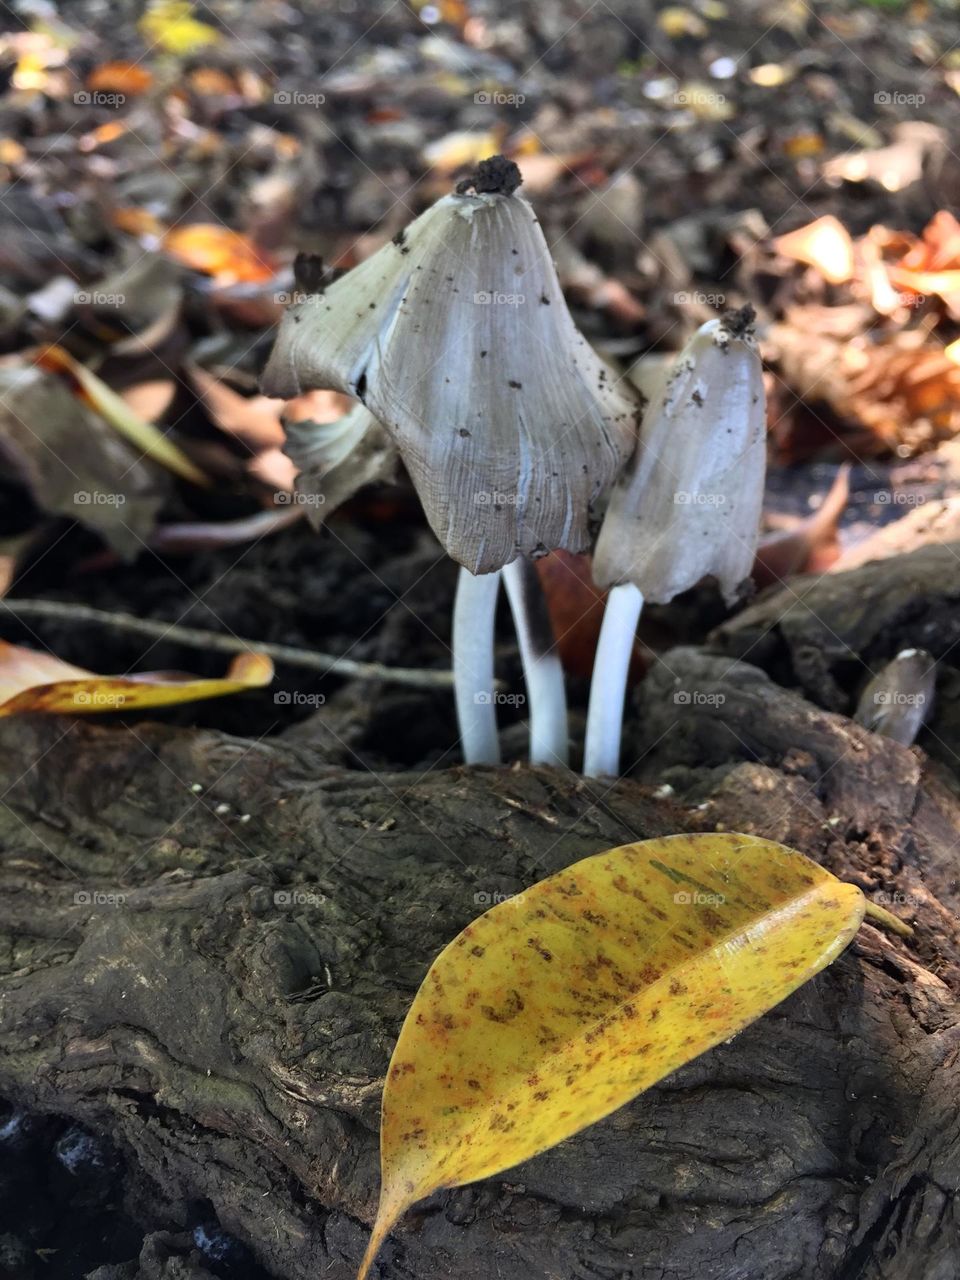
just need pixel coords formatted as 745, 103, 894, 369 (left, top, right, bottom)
657, 6, 708, 36
423, 131, 501, 175
35, 346, 208, 487
0, 640, 273, 716
139, 1, 220, 55
783, 131, 824, 159
359, 833, 865, 1278
748, 62, 794, 87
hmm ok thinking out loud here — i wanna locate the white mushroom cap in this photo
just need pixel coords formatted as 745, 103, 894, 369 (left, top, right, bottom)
592, 310, 766, 604
261, 159, 637, 573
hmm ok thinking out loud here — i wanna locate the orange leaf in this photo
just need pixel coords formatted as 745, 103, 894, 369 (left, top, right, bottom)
0, 641, 273, 717
112, 207, 167, 238
87, 62, 154, 95
163, 224, 276, 284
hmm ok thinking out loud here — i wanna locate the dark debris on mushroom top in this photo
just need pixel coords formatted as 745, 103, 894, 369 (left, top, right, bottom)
719, 303, 757, 340
456, 155, 523, 197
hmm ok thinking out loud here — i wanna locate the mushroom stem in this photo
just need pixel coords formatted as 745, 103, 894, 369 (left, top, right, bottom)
501, 558, 569, 768
583, 582, 644, 777
453, 566, 502, 765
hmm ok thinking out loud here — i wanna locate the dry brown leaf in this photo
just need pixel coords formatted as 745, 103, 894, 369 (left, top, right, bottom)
773, 216, 855, 284
822, 122, 944, 192
771, 315, 960, 455
187, 363, 286, 449
755, 465, 849, 586
119, 380, 177, 423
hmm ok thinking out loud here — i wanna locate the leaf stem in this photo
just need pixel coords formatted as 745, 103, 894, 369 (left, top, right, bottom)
863, 900, 914, 937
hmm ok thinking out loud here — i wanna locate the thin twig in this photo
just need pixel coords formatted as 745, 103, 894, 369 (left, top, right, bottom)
0, 599, 456, 690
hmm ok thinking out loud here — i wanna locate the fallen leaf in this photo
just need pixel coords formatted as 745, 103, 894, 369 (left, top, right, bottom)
35, 346, 208, 487
139, 0, 220, 55
359, 832, 866, 1277
423, 130, 502, 175
782, 131, 824, 159
87, 62, 154, 95
112, 207, 167, 238
748, 62, 794, 87
0, 364, 165, 558
119, 380, 177, 423
657, 6, 708, 36
0, 641, 273, 717
163, 224, 275, 284
535, 550, 629, 680
755, 465, 850, 585
187, 362, 286, 449
773, 216, 855, 284
769, 314, 960, 456
822, 121, 944, 192
188, 67, 239, 96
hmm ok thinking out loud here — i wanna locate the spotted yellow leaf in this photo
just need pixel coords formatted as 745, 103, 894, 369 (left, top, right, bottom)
0, 640, 272, 716
359, 832, 867, 1277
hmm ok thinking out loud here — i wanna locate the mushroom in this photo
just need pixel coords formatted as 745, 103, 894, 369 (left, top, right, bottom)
583, 308, 767, 777
262, 157, 637, 767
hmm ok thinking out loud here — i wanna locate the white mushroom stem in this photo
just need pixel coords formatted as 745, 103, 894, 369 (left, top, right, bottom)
583, 582, 644, 778
453, 566, 502, 765
501, 558, 569, 768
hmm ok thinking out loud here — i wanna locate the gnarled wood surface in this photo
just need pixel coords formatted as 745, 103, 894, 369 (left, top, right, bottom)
0, 550, 959, 1279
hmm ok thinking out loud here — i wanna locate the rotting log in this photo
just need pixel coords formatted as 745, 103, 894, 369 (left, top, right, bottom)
0, 658, 958, 1278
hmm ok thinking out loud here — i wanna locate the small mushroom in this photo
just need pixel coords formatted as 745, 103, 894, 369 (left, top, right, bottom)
854, 648, 936, 746
584, 309, 767, 777
262, 157, 638, 767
